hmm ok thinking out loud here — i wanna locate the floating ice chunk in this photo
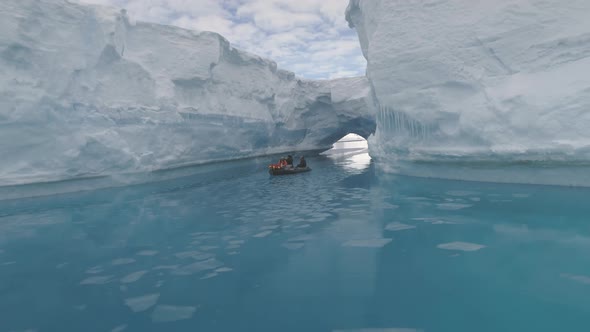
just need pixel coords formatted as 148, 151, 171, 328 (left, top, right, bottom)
561, 273, 590, 285
80, 275, 113, 285
153, 265, 179, 270
124, 293, 159, 312
74, 304, 86, 310
406, 197, 431, 201
385, 222, 416, 232
446, 191, 478, 197
55, 262, 68, 269
215, 267, 233, 273
253, 230, 273, 238
171, 259, 223, 276
151, 305, 197, 323
111, 325, 127, 332
282, 242, 305, 250
85, 266, 103, 274
174, 251, 213, 261
512, 194, 530, 198
121, 270, 147, 284
436, 203, 472, 210
333, 328, 422, 332
112, 258, 136, 265
288, 235, 314, 242
343, 239, 392, 248
260, 225, 280, 230
413, 217, 448, 224
200, 272, 218, 280
437, 242, 485, 252
199, 246, 219, 251
137, 250, 158, 256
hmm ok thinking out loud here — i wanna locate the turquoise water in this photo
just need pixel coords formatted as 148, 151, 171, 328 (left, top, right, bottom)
1, 153, 590, 332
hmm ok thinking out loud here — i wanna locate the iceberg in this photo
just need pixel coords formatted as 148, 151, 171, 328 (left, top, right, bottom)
0, 0, 375, 186
347, 0, 590, 185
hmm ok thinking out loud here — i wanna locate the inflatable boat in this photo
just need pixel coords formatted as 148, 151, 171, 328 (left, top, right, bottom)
268, 166, 311, 176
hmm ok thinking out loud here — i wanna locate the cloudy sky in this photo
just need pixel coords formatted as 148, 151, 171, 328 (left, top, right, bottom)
77, 0, 366, 80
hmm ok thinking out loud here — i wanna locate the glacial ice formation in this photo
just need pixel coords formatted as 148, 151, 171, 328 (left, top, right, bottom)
347, 0, 590, 184
0, 0, 375, 186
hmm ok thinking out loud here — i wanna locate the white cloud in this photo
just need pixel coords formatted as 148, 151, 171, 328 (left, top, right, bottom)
77, 0, 365, 79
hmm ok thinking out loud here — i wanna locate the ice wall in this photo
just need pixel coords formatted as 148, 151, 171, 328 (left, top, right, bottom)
0, 0, 375, 186
346, 0, 590, 185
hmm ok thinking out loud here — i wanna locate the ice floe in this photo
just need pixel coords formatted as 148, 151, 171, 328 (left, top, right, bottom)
436, 203, 472, 210
385, 222, 416, 232
343, 239, 392, 248
437, 242, 485, 252
333, 328, 422, 332
282, 242, 305, 250
137, 250, 159, 256
120, 270, 147, 284
151, 305, 197, 323
171, 259, 223, 276
111, 324, 127, 332
174, 251, 214, 261
561, 273, 590, 285
112, 258, 136, 265
80, 275, 113, 285
85, 266, 103, 274
124, 293, 159, 312
253, 230, 273, 238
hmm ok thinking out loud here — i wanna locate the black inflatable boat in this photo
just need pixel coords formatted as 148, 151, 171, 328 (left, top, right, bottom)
268, 167, 311, 176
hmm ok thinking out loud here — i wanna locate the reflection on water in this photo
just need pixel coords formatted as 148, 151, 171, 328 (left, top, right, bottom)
1, 152, 590, 332
323, 133, 371, 173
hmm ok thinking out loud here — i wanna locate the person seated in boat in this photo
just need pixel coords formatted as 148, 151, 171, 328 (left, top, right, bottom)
296, 156, 307, 168
279, 158, 288, 168
285, 155, 294, 168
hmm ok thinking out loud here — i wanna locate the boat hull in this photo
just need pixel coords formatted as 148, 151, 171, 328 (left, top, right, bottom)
269, 167, 312, 176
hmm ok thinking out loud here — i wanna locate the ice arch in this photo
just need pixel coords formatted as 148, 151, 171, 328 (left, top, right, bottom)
0, 0, 375, 186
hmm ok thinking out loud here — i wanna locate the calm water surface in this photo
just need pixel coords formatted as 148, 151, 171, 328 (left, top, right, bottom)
1, 152, 590, 332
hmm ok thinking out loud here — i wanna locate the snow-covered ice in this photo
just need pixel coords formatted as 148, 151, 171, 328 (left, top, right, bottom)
0, 0, 374, 187
347, 0, 590, 185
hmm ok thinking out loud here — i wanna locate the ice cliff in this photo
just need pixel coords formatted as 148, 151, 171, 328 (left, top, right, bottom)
347, 0, 590, 185
0, 0, 374, 186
